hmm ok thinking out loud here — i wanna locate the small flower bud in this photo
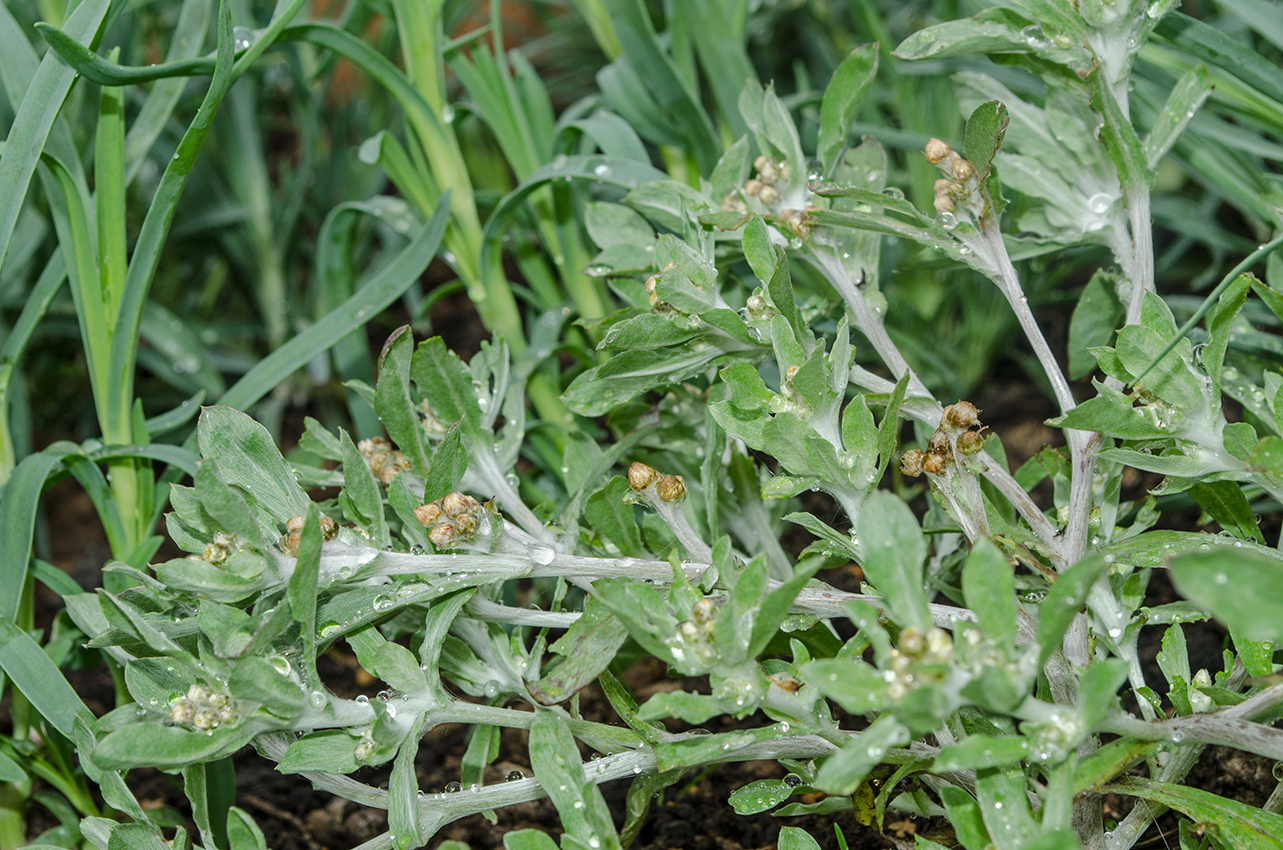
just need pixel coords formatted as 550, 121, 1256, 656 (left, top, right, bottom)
170, 700, 195, 726
927, 430, 951, 455
628, 462, 659, 491
279, 531, 301, 557
746, 294, 766, 314
922, 452, 947, 475
721, 194, 749, 213
286, 516, 305, 533
924, 138, 951, 165
691, 598, 717, 623
217, 707, 237, 725
187, 684, 213, 704
428, 522, 456, 549
933, 194, 956, 215
415, 503, 442, 527
744, 179, 764, 197
453, 512, 480, 540
442, 492, 470, 517
758, 185, 780, 207
949, 155, 976, 182
656, 475, 686, 503
956, 431, 985, 455
900, 449, 924, 477
193, 710, 219, 731
354, 738, 377, 762
320, 515, 338, 540
899, 627, 925, 657
678, 621, 700, 641
925, 627, 953, 659
754, 155, 781, 184
943, 401, 980, 429
207, 691, 229, 710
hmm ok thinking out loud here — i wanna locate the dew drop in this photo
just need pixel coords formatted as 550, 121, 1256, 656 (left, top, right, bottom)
1087, 193, 1112, 215
444, 781, 462, 793
530, 545, 555, 565
309, 691, 326, 709
507, 770, 524, 781
232, 26, 254, 51
593, 163, 612, 178
938, 212, 958, 230
484, 680, 502, 698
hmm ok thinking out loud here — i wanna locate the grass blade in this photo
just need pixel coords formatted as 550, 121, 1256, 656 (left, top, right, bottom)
0, 0, 108, 271
218, 196, 450, 411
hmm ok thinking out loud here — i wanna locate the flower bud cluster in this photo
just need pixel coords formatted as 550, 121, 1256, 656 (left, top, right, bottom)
644, 262, 679, 313
671, 597, 720, 668
353, 727, 378, 763
885, 626, 954, 701
279, 514, 339, 557
745, 155, 789, 207
767, 365, 813, 419
418, 401, 451, 439
203, 532, 243, 567
170, 683, 237, 731
358, 437, 411, 485
924, 139, 979, 218
901, 401, 984, 477
627, 462, 686, 503
415, 492, 487, 549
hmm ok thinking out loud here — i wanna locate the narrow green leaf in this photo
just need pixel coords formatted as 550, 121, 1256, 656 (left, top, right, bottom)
857, 491, 930, 631
818, 44, 879, 175
1106, 776, 1283, 849
0, 617, 94, 737
962, 99, 1009, 178
198, 407, 309, 525
1171, 548, 1283, 642
961, 539, 1017, 651
375, 326, 432, 477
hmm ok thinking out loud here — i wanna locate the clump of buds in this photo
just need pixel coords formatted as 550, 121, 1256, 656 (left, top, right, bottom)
415, 492, 487, 549
170, 683, 237, 731
886, 626, 954, 701
419, 401, 451, 439
279, 514, 339, 557
902, 400, 985, 478
203, 532, 242, 567
358, 437, 411, 485
925, 139, 981, 222
767, 364, 812, 419
627, 462, 686, 504
743, 155, 790, 208
778, 206, 817, 237
644, 262, 679, 312
353, 727, 377, 763
672, 596, 720, 668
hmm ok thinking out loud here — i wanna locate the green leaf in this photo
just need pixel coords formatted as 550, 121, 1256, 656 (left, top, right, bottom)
1106, 776, 1283, 849
411, 337, 480, 431
777, 826, 822, 850
197, 407, 309, 525
0, 0, 109, 270
503, 831, 560, 850
339, 430, 389, 546
1145, 66, 1212, 171
975, 767, 1036, 850
278, 729, 360, 774
857, 491, 930, 631
1036, 554, 1110, 665
227, 657, 304, 720
423, 422, 469, 505
226, 808, 268, 850
1188, 482, 1264, 543
1068, 271, 1123, 379
813, 714, 908, 795
1171, 548, 1283, 643
818, 44, 879, 176
727, 779, 795, 815
376, 326, 432, 477
531, 599, 628, 705
961, 539, 1017, 651
584, 477, 644, 558
0, 617, 94, 737
801, 660, 887, 714
218, 198, 449, 412
1090, 71, 1149, 191
940, 785, 992, 850
962, 100, 1009, 178
933, 735, 1030, 772
348, 625, 427, 695
529, 711, 620, 850
93, 722, 256, 771
1156, 13, 1283, 105
742, 215, 778, 283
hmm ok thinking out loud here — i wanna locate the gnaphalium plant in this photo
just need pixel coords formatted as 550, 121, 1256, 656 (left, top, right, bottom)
12, 0, 1283, 849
